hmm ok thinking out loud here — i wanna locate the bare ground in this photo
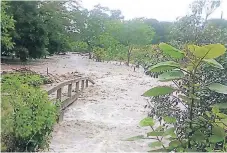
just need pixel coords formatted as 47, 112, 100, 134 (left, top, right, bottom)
1, 53, 166, 152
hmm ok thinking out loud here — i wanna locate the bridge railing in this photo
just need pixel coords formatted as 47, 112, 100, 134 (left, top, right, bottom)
47, 77, 95, 122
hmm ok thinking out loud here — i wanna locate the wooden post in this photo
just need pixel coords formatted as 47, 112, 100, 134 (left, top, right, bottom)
58, 110, 64, 123
76, 82, 79, 92
57, 88, 62, 101
81, 80, 84, 90
86, 80, 89, 87
68, 84, 72, 97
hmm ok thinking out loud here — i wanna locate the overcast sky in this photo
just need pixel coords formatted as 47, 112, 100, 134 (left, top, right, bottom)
81, 0, 227, 21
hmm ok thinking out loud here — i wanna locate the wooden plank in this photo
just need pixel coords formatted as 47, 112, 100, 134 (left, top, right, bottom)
57, 88, 62, 101
47, 78, 85, 95
87, 78, 95, 84
86, 79, 89, 87
76, 81, 79, 92
47, 77, 95, 95
81, 80, 84, 90
68, 84, 72, 97
61, 93, 79, 110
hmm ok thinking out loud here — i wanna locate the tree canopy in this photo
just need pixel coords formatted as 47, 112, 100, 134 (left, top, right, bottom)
1, 0, 226, 64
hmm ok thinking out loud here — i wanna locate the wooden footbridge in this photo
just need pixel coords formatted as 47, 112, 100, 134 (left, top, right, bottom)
47, 77, 95, 122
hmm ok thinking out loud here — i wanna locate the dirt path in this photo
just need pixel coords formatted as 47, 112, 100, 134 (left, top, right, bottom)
2, 53, 163, 152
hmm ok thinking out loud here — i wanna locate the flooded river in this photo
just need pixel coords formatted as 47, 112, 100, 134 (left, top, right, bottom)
2, 53, 165, 152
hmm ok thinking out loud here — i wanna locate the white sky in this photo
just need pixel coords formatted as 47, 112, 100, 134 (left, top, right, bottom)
81, 0, 227, 21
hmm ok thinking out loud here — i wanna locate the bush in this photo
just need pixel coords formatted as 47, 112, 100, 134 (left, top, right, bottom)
1, 73, 58, 152
70, 41, 89, 53
2, 73, 44, 88
93, 47, 106, 62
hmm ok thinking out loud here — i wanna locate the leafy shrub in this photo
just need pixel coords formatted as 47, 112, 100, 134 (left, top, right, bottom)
2, 72, 44, 88
93, 47, 106, 62
128, 43, 227, 152
1, 73, 58, 152
15, 46, 29, 62
70, 41, 89, 52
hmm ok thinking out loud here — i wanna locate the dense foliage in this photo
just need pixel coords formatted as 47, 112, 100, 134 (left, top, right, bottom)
128, 43, 227, 152
1, 73, 58, 151
1, 1, 226, 65
1, 2, 15, 51
1, 1, 74, 60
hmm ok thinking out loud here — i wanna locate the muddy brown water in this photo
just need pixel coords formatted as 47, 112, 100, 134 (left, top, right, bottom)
1, 53, 168, 152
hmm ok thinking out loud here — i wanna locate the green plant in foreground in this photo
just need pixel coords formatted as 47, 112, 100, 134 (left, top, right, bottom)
127, 43, 227, 152
1, 73, 58, 151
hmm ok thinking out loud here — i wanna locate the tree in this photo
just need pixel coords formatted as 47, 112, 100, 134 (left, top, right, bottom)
144, 19, 162, 44
110, 9, 124, 20
116, 19, 155, 65
1, 2, 15, 53
73, 8, 103, 58
39, 1, 74, 54
169, 0, 223, 46
190, 0, 221, 21
8, 1, 49, 61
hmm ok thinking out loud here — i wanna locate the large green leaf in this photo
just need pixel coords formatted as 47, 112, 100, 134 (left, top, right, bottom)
163, 127, 176, 136
149, 61, 180, 72
158, 70, 184, 81
191, 130, 206, 142
209, 135, 224, 143
188, 44, 226, 59
212, 106, 220, 114
147, 131, 164, 136
139, 117, 154, 127
208, 125, 226, 143
159, 43, 184, 59
212, 125, 225, 138
221, 119, 227, 127
205, 147, 213, 152
203, 44, 226, 59
163, 116, 177, 124
143, 86, 175, 97
148, 148, 167, 152
169, 140, 181, 148
148, 141, 163, 148
210, 103, 227, 109
217, 113, 227, 118
203, 59, 224, 69
207, 83, 227, 94
125, 135, 144, 141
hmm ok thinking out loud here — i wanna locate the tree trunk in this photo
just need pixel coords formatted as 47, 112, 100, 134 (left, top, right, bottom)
89, 52, 92, 59
85, 41, 92, 59
127, 46, 132, 66
127, 52, 130, 66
